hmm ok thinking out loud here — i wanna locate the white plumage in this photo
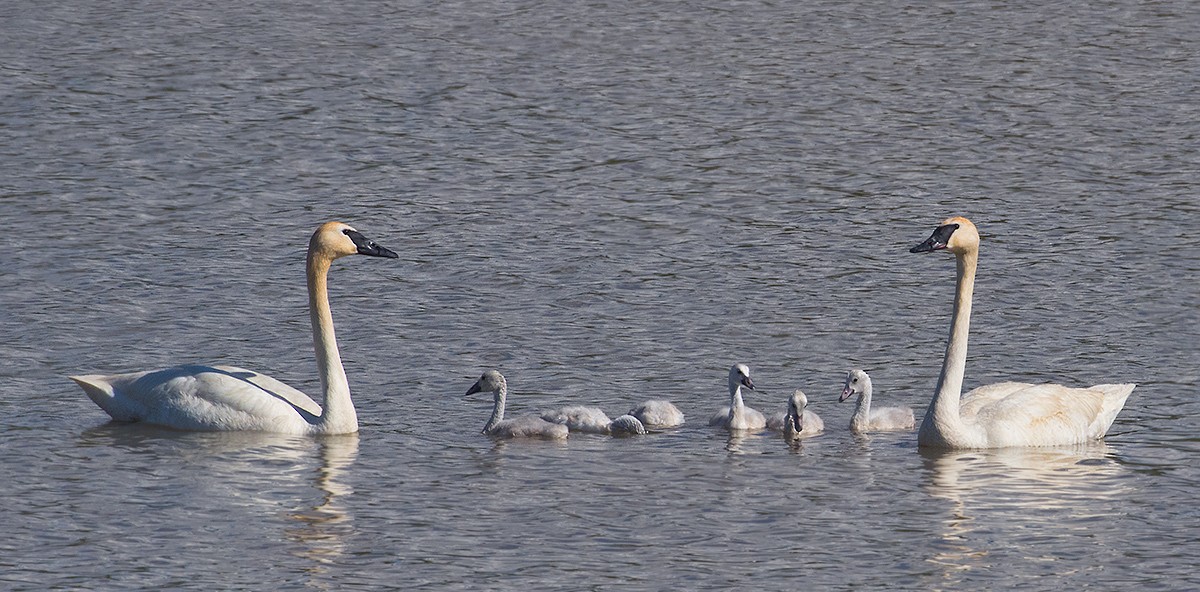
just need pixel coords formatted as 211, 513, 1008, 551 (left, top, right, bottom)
910, 216, 1134, 449
709, 364, 767, 431
466, 371, 568, 440
839, 369, 914, 433
767, 390, 824, 440
70, 221, 397, 435
627, 399, 685, 428
541, 405, 647, 435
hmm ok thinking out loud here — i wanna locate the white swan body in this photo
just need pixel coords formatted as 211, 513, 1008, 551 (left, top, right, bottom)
70, 222, 398, 435
541, 405, 647, 435
709, 364, 766, 431
910, 216, 1134, 449
627, 400, 685, 428
466, 371, 569, 440
767, 390, 824, 439
840, 369, 914, 433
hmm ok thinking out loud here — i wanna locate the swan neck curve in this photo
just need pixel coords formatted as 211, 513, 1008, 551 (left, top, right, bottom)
852, 380, 872, 431
921, 249, 977, 443
307, 249, 357, 434
729, 382, 745, 421
484, 383, 507, 433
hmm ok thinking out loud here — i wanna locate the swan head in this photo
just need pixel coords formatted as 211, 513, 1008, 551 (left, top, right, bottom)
728, 363, 755, 391
839, 369, 871, 402
910, 216, 979, 255
310, 221, 399, 261
787, 390, 808, 432
465, 370, 506, 396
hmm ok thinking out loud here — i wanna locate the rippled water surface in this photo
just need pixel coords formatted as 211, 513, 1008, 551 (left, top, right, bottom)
2, 0, 1198, 589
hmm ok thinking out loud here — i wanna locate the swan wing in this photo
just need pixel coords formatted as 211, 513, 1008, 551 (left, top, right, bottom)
801, 409, 824, 434
868, 406, 915, 431
765, 408, 788, 431
540, 405, 612, 433
708, 406, 732, 426
959, 382, 1036, 420
739, 406, 768, 430
972, 383, 1115, 446
628, 400, 685, 427
493, 415, 569, 439
712, 405, 768, 430
73, 365, 319, 432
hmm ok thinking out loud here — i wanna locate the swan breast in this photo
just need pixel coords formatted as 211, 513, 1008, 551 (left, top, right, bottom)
710, 406, 767, 430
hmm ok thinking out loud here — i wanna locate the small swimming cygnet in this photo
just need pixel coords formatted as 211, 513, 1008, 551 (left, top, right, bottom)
767, 390, 824, 439
627, 399, 685, 428
708, 364, 767, 431
840, 369, 915, 433
465, 370, 568, 439
541, 405, 647, 435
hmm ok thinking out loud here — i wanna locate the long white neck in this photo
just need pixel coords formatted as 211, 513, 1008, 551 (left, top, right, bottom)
484, 383, 507, 433
851, 378, 873, 431
307, 251, 357, 434
919, 249, 977, 445
728, 378, 745, 421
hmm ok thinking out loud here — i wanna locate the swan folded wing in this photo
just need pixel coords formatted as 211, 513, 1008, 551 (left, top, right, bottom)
801, 410, 824, 434
708, 407, 732, 426
712, 406, 766, 430
973, 383, 1111, 447
869, 407, 915, 430
540, 405, 612, 433
128, 365, 320, 432
958, 382, 1036, 421
628, 400, 684, 427
493, 416, 569, 439
210, 365, 323, 415
765, 409, 786, 431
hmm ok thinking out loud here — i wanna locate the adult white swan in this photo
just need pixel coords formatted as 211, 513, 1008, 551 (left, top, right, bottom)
708, 363, 767, 431
466, 370, 569, 439
70, 221, 397, 434
839, 369, 914, 433
910, 216, 1134, 449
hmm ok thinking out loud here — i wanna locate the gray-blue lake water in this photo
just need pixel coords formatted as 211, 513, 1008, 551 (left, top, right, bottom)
2, 0, 1198, 589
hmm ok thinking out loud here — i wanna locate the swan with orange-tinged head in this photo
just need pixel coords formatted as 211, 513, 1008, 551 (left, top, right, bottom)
909, 216, 1133, 449
70, 221, 398, 435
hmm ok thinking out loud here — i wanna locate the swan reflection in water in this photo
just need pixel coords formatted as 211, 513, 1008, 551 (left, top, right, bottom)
919, 444, 1129, 583
81, 425, 360, 589
286, 434, 359, 584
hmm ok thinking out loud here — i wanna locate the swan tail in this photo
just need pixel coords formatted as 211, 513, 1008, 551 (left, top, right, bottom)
1090, 383, 1135, 438
70, 375, 140, 422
